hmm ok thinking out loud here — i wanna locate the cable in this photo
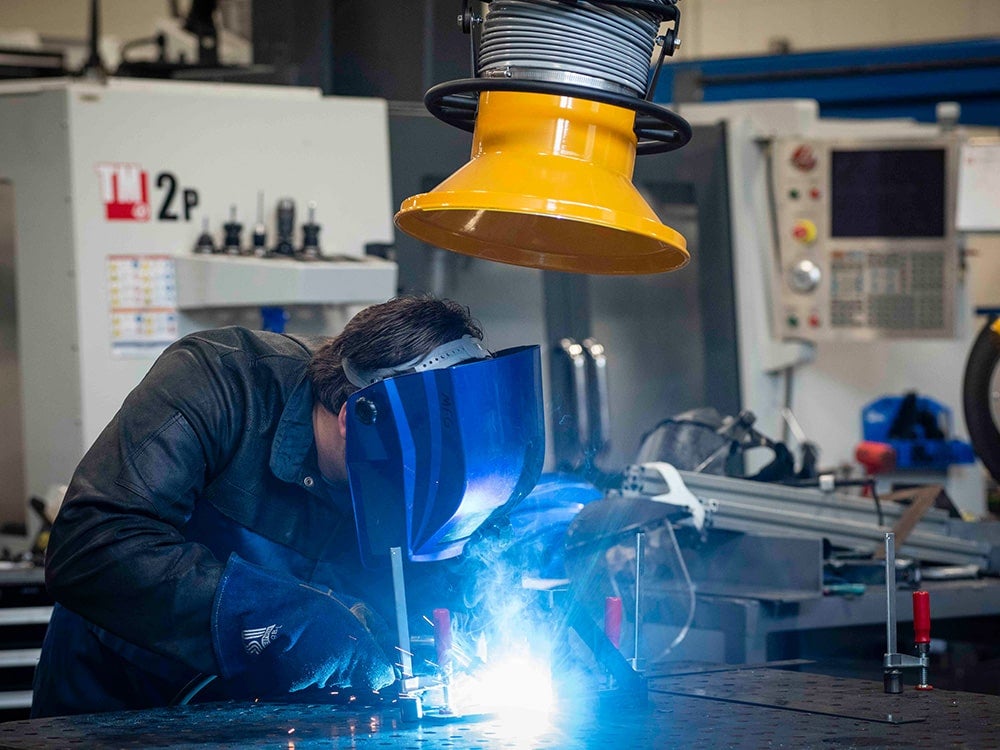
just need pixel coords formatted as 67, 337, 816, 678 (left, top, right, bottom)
653, 521, 696, 660
869, 479, 885, 528
170, 673, 218, 706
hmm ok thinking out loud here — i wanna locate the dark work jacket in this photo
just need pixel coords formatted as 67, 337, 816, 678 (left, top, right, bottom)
30, 327, 414, 717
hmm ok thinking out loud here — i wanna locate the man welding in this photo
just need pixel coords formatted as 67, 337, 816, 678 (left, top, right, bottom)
31, 295, 545, 717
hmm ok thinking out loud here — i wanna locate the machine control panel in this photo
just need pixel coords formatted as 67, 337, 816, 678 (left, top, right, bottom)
769, 137, 959, 341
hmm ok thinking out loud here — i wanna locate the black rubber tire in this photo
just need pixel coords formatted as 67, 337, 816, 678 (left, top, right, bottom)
963, 318, 1000, 484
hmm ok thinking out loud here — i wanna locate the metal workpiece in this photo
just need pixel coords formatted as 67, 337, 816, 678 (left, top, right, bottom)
680, 530, 824, 601
5, 669, 1000, 748
389, 546, 413, 679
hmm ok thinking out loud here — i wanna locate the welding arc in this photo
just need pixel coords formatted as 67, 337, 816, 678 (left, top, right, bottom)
478, 0, 667, 95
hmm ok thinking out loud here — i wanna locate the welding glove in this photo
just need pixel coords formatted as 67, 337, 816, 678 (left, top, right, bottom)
211, 553, 396, 694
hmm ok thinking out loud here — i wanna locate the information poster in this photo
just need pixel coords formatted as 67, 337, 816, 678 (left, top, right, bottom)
107, 254, 178, 358
956, 140, 1000, 232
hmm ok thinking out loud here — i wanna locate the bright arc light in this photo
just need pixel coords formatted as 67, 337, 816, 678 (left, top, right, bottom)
448, 654, 555, 719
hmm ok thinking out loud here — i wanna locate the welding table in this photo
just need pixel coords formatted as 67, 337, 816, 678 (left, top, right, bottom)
1, 667, 998, 749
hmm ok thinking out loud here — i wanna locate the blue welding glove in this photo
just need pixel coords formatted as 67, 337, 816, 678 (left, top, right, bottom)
211, 554, 396, 694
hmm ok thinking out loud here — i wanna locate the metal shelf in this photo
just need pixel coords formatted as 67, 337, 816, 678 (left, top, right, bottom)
174, 254, 398, 309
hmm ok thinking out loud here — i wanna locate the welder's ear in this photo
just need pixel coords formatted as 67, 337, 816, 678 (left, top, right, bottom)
338, 402, 348, 439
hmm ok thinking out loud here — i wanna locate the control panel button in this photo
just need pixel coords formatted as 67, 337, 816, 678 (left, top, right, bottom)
789, 189, 800, 200
809, 313, 821, 328
787, 314, 800, 328
787, 258, 822, 294
791, 144, 817, 171
809, 187, 821, 199
791, 219, 817, 244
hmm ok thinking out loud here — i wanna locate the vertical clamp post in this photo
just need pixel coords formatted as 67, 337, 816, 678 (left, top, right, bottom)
882, 532, 933, 693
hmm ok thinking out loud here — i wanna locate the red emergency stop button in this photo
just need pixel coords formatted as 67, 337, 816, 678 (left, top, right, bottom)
791, 144, 817, 171
792, 219, 817, 243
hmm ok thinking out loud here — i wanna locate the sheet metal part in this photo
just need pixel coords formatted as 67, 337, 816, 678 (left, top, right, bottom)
680, 530, 824, 601
5, 669, 1000, 748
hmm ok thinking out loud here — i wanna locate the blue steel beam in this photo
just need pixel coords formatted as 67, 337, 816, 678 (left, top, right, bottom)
652, 37, 1000, 126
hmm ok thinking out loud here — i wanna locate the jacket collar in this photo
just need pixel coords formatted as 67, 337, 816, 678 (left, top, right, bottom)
270, 375, 317, 485
270, 375, 354, 516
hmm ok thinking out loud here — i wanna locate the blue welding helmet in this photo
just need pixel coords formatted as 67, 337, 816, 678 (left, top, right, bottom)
344, 341, 545, 568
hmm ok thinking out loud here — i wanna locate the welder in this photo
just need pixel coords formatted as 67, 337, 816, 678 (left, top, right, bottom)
30, 295, 544, 717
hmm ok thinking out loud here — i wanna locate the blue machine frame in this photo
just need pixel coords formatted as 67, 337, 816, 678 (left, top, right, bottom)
652, 37, 1000, 127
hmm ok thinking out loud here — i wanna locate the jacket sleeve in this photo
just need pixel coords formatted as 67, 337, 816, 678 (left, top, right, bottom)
45, 338, 245, 675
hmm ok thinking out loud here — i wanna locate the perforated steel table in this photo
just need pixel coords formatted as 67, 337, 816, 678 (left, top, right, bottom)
2, 668, 998, 749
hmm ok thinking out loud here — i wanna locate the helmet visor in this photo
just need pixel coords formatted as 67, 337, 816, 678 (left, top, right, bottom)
345, 345, 545, 566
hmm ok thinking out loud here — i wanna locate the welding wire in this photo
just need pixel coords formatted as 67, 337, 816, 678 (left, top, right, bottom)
604, 597, 623, 649
432, 608, 453, 672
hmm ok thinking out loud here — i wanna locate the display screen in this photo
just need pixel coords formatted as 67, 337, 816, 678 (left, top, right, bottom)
830, 148, 946, 238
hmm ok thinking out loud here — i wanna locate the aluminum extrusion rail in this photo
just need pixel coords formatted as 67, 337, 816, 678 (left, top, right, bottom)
679, 471, 989, 567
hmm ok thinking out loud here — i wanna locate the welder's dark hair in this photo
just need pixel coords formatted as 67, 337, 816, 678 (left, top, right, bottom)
308, 295, 484, 412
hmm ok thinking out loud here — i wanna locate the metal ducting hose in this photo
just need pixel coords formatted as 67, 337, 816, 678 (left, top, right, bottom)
477, 0, 666, 95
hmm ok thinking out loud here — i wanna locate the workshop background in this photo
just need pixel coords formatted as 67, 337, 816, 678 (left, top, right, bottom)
1, 0, 1000, 740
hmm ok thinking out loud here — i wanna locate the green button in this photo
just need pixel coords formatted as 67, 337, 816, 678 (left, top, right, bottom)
787, 315, 799, 327
789, 189, 800, 199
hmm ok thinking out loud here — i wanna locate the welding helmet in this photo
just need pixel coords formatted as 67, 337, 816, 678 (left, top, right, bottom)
344, 337, 545, 567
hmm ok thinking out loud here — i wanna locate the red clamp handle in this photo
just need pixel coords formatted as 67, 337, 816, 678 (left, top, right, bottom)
432, 608, 452, 669
913, 590, 931, 645
604, 596, 623, 649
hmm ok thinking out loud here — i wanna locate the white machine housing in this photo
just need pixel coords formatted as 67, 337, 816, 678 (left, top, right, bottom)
679, 100, 987, 515
0, 78, 398, 520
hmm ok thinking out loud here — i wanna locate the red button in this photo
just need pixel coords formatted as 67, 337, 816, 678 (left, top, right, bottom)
809, 314, 821, 327
791, 220, 817, 243
810, 188, 821, 199
791, 145, 817, 171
